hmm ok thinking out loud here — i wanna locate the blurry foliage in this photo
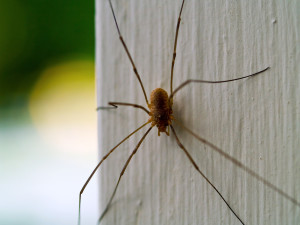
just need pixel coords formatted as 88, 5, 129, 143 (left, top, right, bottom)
0, 0, 94, 109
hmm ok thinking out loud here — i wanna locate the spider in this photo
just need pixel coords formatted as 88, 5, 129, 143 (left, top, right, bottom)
78, 0, 300, 224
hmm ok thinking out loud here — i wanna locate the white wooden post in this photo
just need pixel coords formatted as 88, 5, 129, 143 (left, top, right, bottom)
96, 0, 300, 224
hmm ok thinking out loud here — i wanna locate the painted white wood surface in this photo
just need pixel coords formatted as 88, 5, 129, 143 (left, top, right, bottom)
96, 0, 300, 224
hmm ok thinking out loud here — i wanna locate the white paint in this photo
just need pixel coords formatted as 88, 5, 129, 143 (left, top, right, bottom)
96, 0, 300, 224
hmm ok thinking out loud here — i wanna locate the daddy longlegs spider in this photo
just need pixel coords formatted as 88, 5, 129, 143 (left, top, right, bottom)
78, 0, 300, 224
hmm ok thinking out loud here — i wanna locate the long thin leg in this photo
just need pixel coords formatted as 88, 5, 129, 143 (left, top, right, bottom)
97, 102, 150, 114
98, 126, 153, 224
174, 120, 300, 207
78, 121, 150, 225
108, 0, 149, 105
170, 67, 270, 100
170, 125, 245, 225
170, 0, 185, 100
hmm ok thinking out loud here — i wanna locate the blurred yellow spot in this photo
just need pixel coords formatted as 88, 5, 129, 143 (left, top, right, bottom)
29, 60, 96, 156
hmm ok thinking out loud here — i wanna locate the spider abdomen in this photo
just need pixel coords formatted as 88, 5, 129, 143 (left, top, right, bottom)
148, 88, 173, 135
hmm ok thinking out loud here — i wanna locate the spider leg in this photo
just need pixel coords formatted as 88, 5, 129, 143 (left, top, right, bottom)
170, 125, 245, 225
98, 126, 153, 224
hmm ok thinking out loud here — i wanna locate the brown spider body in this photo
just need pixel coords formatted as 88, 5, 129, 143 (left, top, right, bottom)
148, 88, 173, 136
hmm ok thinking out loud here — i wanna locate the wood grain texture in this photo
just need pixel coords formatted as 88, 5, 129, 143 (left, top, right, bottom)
96, 0, 300, 224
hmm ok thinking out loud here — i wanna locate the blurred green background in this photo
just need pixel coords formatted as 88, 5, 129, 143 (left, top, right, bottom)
0, 0, 99, 224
